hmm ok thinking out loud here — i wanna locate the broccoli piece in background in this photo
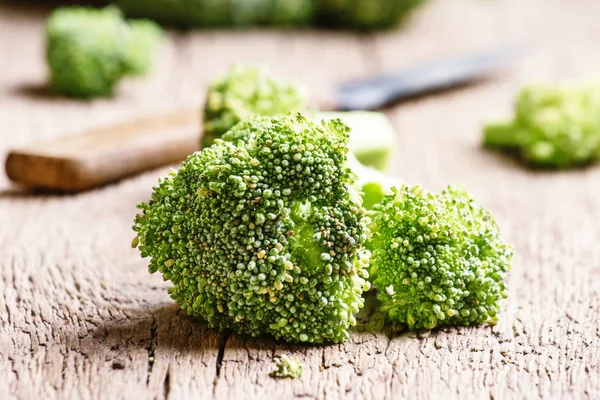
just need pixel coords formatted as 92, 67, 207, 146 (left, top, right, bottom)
116, 0, 315, 29
318, 112, 397, 172
316, 0, 428, 31
46, 6, 162, 98
270, 355, 304, 379
133, 113, 371, 344
202, 65, 307, 149
369, 185, 512, 331
483, 84, 600, 168
346, 153, 403, 210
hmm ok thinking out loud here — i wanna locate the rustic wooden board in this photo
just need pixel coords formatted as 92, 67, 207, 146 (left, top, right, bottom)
1, 0, 599, 399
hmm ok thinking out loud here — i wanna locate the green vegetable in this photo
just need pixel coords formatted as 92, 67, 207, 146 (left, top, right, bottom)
347, 153, 402, 210
202, 65, 307, 149
318, 112, 397, 172
116, 0, 315, 28
223, 116, 399, 208
483, 84, 600, 168
45, 6, 162, 98
133, 113, 371, 344
202, 67, 399, 170
369, 185, 512, 330
270, 355, 304, 379
316, 0, 428, 30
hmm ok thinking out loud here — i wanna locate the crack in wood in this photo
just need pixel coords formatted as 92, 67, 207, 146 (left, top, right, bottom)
163, 369, 171, 400
215, 330, 231, 378
145, 316, 158, 385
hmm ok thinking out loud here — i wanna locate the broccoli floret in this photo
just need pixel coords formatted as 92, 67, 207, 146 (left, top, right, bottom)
369, 185, 512, 330
270, 355, 304, 379
316, 0, 428, 31
133, 113, 371, 344
45, 6, 162, 98
224, 118, 401, 209
202, 65, 307, 149
483, 84, 600, 168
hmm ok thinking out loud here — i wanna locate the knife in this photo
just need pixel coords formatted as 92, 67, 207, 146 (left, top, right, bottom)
5, 47, 518, 192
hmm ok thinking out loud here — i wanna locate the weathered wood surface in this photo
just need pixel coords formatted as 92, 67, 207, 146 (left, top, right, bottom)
1, 1, 599, 399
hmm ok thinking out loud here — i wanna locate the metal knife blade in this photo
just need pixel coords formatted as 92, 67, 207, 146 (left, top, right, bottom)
337, 46, 520, 111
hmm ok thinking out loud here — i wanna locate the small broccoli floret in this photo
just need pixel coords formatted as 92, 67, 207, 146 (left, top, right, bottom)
202, 65, 307, 148
369, 185, 512, 330
270, 355, 304, 379
317, 0, 428, 31
45, 6, 162, 98
134, 113, 371, 344
483, 84, 600, 168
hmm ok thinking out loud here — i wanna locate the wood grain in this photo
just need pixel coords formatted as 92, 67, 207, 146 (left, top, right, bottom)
1, 0, 599, 399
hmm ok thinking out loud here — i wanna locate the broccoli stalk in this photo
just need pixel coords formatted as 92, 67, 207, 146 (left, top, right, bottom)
483, 121, 521, 149
45, 6, 162, 98
318, 112, 397, 172
133, 113, 371, 344
346, 153, 403, 210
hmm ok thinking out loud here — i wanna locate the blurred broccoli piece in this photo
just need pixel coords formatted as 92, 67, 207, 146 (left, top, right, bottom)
202, 65, 307, 148
369, 185, 513, 330
318, 112, 397, 172
317, 0, 428, 31
483, 84, 600, 168
346, 153, 403, 210
115, 0, 315, 28
46, 6, 162, 98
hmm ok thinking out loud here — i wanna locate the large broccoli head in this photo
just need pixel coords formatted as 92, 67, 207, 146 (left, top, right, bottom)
369, 185, 512, 330
483, 84, 600, 168
202, 65, 307, 149
46, 6, 162, 98
133, 113, 371, 343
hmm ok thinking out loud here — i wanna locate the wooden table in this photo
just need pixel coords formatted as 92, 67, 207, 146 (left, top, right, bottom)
1, 1, 599, 398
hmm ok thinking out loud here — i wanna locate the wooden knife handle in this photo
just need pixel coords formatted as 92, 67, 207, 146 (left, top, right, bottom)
5, 108, 200, 192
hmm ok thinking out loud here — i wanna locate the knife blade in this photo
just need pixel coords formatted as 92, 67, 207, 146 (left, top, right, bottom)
336, 46, 519, 110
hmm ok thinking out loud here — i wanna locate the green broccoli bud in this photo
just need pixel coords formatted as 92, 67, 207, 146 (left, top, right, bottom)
45, 6, 162, 98
318, 112, 397, 172
316, 0, 428, 31
270, 355, 304, 379
224, 116, 402, 209
116, 0, 315, 29
202, 65, 308, 149
483, 84, 600, 168
369, 185, 513, 330
133, 113, 371, 344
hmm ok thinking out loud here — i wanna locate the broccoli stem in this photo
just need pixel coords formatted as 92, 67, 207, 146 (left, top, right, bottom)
483, 121, 520, 149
